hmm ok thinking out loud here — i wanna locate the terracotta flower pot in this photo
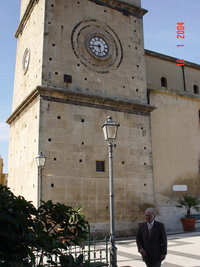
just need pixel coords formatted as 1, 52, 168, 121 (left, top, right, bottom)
180, 217, 196, 232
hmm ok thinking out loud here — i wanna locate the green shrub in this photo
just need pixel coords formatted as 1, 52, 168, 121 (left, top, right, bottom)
0, 186, 89, 266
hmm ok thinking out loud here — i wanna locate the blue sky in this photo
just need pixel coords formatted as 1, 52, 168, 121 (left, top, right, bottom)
0, 0, 20, 172
1, 0, 200, 172
142, 0, 200, 63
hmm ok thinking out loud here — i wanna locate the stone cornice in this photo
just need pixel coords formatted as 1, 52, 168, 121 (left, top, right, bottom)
15, 0, 39, 38
148, 87, 200, 102
7, 86, 155, 124
89, 0, 147, 17
7, 89, 39, 124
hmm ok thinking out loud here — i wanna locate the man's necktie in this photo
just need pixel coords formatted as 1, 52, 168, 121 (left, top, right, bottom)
148, 223, 153, 231
148, 223, 153, 237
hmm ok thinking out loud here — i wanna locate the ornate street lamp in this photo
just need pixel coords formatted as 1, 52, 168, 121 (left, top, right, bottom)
36, 151, 46, 208
102, 116, 120, 267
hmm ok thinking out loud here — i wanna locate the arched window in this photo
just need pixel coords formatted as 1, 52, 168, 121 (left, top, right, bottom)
161, 77, 167, 87
193, 85, 199, 95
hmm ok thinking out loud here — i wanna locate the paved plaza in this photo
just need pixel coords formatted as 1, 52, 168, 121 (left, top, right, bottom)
115, 230, 200, 267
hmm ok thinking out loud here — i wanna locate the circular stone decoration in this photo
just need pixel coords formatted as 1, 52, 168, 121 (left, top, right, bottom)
71, 20, 123, 73
22, 48, 30, 74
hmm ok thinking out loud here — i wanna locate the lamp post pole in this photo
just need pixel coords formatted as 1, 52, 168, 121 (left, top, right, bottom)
108, 142, 117, 267
37, 166, 42, 208
102, 116, 120, 267
36, 152, 46, 208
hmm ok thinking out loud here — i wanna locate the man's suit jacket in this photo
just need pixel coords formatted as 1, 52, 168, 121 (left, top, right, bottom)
136, 220, 167, 264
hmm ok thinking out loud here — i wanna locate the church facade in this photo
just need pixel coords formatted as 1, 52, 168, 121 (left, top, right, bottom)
7, 0, 200, 236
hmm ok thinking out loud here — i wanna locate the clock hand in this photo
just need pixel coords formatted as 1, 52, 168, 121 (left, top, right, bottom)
91, 43, 102, 52
90, 44, 103, 54
90, 44, 99, 47
97, 44, 102, 52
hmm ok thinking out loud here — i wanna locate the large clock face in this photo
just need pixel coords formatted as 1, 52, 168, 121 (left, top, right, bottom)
71, 20, 123, 73
88, 36, 109, 58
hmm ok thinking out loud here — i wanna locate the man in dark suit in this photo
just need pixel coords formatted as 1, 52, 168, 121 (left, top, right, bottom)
136, 208, 167, 267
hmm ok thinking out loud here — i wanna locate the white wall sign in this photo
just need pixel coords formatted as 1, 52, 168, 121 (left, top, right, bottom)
173, 185, 187, 191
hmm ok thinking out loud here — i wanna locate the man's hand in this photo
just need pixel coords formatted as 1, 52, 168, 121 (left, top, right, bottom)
140, 248, 147, 257
160, 254, 166, 261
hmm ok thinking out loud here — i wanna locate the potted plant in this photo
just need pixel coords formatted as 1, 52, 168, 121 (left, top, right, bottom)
176, 195, 200, 232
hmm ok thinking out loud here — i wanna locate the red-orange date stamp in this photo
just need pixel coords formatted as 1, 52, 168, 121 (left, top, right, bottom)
176, 22, 185, 66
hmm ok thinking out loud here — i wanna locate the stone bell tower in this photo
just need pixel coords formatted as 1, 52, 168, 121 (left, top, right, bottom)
7, 0, 155, 236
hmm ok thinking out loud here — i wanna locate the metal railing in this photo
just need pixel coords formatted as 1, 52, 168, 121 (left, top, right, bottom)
35, 237, 109, 266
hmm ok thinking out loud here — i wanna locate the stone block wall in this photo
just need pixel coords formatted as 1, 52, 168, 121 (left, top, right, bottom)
39, 97, 154, 235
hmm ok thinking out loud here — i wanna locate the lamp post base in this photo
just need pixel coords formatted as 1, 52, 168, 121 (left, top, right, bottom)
110, 238, 117, 267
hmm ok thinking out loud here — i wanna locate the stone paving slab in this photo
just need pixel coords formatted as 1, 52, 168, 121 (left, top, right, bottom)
114, 231, 200, 267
